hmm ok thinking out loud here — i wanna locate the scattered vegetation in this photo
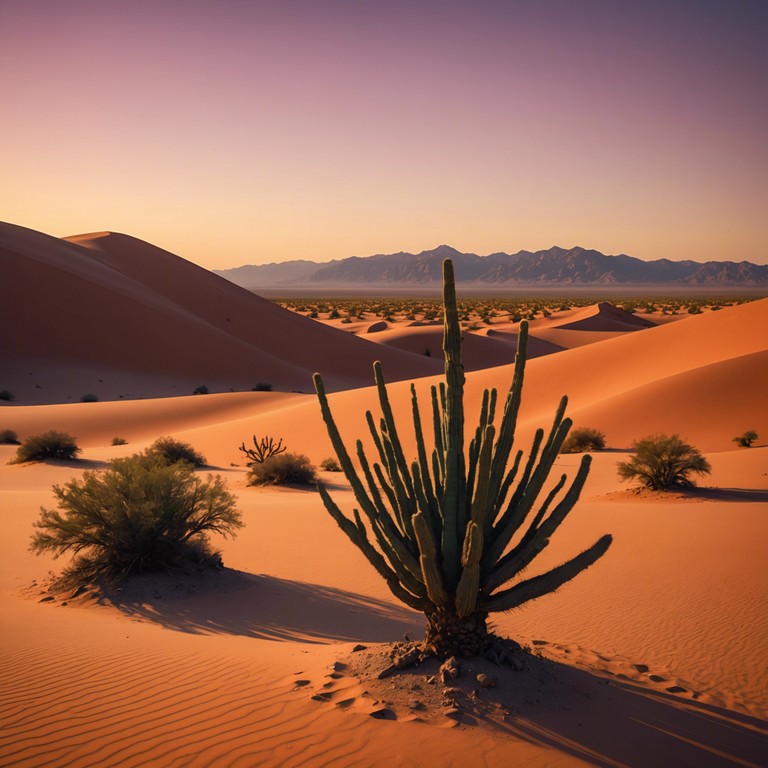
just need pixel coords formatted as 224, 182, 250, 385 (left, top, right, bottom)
252, 382, 273, 392
10, 431, 81, 464
0, 429, 20, 445
732, 430, 758, 448
0, 390, 15, 401
617, 434, 711, 490
561, 427, 607, 454
30, 452, 242, 584
319, 457, 341, 472
80, 393, 99, 403
146, 436, 207, 468
193, 385, 209, 395
313, 260, 612, 658
111, 437, 128, 446
238, 435, 286, 464
247, 452, 317, 486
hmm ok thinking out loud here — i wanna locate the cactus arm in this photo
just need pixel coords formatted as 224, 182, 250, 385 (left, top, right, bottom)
413, 512, 447, 607
365, 410, 388, 467
485, 454, 592, 592
410, 384, 439, 522
412, 461, 442, 548
374, 361, 417, 505
430, 385, 445, 479
455, 521, 482, 617
482, 534, 613, 612
317, 482, 429, 611
380, 429, 416, 541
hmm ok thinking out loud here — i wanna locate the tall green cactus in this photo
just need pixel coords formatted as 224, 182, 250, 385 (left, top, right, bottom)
314, 259, 612, 657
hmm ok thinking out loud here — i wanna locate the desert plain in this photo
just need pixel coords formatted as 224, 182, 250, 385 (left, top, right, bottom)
1, 221, 767, 767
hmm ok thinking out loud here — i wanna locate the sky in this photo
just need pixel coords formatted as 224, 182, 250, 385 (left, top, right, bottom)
1, 0, 766, 268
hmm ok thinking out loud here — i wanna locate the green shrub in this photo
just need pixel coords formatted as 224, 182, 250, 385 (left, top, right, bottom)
193, 385, 209, 395
11, 431, 81, 463
617, 434, 711, 490
0, 390, 15, 401
252, 383, 273, 392
732, 430, 758, 448
111, 437, 128, 446
247, 453, 317, 486
0, 429, 20, 445
30, 453, 242, 583
147, 436, 207, 468
80, 393, 99, 402
562, 427, 606, 453
319, 457, 341, 472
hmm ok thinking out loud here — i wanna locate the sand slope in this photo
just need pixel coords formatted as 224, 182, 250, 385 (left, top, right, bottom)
1, 223, 441, 403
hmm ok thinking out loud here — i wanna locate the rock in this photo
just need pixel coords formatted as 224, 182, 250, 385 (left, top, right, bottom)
409, 700, 426, 711
477, 673, 495, 688
331, 661, 347, 672
394, 647, 421, 669
352, 644, 367, 652
439, 656, 460, 682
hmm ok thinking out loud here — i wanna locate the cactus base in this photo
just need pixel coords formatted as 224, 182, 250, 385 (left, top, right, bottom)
424, 609, 490, 658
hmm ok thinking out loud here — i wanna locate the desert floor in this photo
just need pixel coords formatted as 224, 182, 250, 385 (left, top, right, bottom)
2, 226, 767, 766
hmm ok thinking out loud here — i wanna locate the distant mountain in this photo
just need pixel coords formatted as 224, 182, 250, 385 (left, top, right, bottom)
215, 245, 768, 288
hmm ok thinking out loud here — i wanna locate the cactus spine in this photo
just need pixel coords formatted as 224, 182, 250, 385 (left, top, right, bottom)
314, 259, 612, 657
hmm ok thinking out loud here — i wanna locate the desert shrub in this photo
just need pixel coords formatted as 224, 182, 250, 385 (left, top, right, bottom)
80, 393, 99, 402
111, 437, 128, 446
30, 453, 242, 583
319, 456, 341, 472
424, 347, 432, 357
562, 427, 606, 454
252, 382, 273, 392
0, 429, 20, 445
247, 452, 317, 486
617, 434, 711, 490
732, 430, 758, 448
0, 390, 15, 401
147, 436, 207, 468
11, 431, 81, 463
193, 385, 209, 395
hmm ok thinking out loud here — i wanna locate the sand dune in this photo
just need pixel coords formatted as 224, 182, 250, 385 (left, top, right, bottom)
1, 223, 441, 403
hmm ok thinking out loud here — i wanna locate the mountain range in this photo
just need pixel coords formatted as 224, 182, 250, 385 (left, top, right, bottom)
215, 245, 768, 289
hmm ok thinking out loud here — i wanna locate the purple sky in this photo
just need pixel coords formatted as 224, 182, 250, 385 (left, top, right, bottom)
2, 0, 766, 267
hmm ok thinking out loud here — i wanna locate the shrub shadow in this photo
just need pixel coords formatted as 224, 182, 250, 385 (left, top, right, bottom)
110, 569, 422, 643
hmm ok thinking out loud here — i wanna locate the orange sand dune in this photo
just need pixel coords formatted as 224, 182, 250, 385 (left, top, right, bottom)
1, 222, 441, 403
543, 301, 655, 332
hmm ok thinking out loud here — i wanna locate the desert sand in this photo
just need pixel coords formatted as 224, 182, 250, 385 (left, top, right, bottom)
1, 226, 767, 767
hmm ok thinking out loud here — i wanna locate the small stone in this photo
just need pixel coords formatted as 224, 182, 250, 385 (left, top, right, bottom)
477, 673, 495, 688
439, 656, 461, 682
294, 679, 311, 687
352, 644, 367, 652
331, 661, 347, 672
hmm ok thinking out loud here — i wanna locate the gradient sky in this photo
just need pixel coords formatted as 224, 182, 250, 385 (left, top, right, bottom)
2, 0, 766, 268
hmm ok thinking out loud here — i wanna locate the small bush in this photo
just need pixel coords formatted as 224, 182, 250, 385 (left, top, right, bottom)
11, 431, 81, 463
147, 436, 206, 468
80, 393, 99, 402
111, 437, 128, 446
247, 452, 317, 486
30, 452, 242, 583
193, 385, 209, 395
562, 427, 606, 454
252, 382, 273, 392
320, 457, 341, 472
0, 429, 20, 445
0, 390, 15, 401
732, 430, 758, 448
617, 434, 711, 491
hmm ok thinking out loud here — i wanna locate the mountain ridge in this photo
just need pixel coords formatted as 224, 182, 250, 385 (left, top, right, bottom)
215, 245, 768, 288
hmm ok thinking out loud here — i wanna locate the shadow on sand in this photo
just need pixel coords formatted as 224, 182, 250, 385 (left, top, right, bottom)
110, 569, 423, 643
491, 658, 768, 768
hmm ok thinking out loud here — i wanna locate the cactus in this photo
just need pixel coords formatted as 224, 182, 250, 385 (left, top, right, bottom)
314, 259, 612, 657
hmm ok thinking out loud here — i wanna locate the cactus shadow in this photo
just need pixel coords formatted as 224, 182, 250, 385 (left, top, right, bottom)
110, 569, 423, 643
480, 657, 766, 768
